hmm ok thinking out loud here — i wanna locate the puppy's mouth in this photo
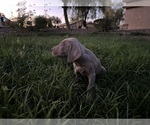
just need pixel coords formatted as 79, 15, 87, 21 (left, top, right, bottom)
52, 52, 67, 58
58, 55, 67, 58
51, 52, 57, 57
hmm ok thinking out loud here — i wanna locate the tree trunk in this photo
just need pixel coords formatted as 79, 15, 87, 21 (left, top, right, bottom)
63, 6, 71, 30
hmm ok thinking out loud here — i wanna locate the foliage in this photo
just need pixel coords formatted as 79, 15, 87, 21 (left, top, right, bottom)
47, 18, 53, 28
62, 6, 71, 30
16, 1, 27, 18
51, 16, 62, 26
0, 34, 150, 118
34, 16, 47, 29
17, 14, 28, 28
66, 0, 123, 31
94, 7, 123, 31
16, 1, 36, 28
4, 19, 11, 27
70, 7, 96, 21
16, 1, 28, 28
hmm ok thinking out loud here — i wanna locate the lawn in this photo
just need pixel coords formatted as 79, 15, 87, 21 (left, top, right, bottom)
0, 34, 150, 118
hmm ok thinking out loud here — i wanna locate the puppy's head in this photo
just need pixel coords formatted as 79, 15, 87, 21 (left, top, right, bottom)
51, 39, 70, 57
51, 38, 84, 62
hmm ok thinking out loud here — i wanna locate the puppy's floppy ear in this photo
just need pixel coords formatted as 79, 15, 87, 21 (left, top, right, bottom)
67, 42, 82, 62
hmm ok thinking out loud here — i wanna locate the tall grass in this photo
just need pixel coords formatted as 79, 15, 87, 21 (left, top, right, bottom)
0, 34, 150, 118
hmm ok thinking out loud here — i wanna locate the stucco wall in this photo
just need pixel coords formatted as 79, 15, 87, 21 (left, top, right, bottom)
124, 7, 150, 30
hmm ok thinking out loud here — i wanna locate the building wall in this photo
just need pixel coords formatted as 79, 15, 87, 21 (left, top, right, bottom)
124, 7, 150, 30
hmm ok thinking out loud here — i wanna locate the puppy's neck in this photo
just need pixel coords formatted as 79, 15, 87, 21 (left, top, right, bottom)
74, 56, 86, 66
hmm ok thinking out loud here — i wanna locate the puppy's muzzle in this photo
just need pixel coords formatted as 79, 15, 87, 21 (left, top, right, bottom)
51, 47, 57, 56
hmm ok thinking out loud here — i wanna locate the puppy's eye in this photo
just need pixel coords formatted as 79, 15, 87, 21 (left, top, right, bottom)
60, 44, 65, 48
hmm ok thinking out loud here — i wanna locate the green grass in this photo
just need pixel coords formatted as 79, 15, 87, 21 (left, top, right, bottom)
0, 34, 150, 118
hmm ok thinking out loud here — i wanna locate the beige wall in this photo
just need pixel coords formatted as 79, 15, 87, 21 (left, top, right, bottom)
124, 7, 150, 30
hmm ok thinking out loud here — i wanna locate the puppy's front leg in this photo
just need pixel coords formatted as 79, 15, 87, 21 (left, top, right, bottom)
73, 63, 81, 82
87, 73, 96, 97
73, 63, 78, 75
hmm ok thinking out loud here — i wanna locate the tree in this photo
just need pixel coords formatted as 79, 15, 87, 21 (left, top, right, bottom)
94, 7, 123, 31
16, 0, 28, 27
47, 18, 53, 28
16, 0, 36, 28
60, 0, 113, 30
69, 6, 97, 28
61, 0, 71, 30
51, 16, 62, 27
66, 0, 107, 28
16, 0, 27, 18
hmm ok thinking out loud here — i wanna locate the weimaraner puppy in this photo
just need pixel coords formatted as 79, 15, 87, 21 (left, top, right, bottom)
51, 37, 106, 95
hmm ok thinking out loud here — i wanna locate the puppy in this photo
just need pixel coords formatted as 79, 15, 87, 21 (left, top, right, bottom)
51, 37, 106, 95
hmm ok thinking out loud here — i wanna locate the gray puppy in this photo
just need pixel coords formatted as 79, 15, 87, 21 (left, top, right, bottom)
51, 37, 106, 96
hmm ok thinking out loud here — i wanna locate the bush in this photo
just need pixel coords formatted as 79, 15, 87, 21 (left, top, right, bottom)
17, 15, 28, 28
34, 16, 47, 30
94, 7, 123, 32
47, 18, 53, 28
9, 21, 18, 28
4, 19, 11, 27
94, 18, 112, 32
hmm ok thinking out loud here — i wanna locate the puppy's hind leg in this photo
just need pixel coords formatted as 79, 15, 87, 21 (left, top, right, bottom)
86, 73, 96, 98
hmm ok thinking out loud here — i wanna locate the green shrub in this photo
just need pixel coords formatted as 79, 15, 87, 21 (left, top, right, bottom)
94, 7, 123, 32
94, 18, 113, 32
34, 16, 47, 29
17, 15, 28, 28
47, 18, 53, 28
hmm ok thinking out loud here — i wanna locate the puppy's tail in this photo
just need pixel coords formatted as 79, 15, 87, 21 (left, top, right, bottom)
101, 66, 107, 74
